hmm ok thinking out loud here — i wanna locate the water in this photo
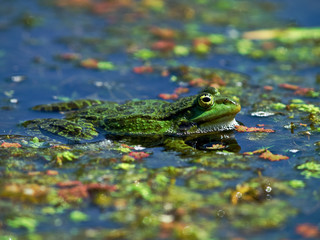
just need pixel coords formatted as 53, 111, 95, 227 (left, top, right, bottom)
1, 0, 320, 239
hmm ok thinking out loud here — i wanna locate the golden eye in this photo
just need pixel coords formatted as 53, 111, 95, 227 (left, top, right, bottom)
198, 93, 214, 109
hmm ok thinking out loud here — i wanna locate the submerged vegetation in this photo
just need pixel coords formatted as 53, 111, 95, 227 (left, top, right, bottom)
1, 0, 320, 239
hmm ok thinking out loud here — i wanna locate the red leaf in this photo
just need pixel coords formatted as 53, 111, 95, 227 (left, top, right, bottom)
235, 125, 275, 133
58, 52, 81, 61
58, 185, 88, 202
129, 151, 150, 160
133, 66, 153, 74
151, 40, 175, 52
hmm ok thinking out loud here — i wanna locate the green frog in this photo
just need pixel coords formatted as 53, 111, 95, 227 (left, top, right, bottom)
22, 87, 241, 146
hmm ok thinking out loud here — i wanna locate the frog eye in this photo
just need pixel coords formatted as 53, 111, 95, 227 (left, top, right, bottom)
198, 93, 214, 109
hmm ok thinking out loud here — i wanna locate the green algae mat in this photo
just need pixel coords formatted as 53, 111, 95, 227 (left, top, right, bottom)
1, 0, 320, 239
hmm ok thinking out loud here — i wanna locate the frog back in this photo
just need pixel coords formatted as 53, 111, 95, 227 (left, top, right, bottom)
105, 96, 196, 121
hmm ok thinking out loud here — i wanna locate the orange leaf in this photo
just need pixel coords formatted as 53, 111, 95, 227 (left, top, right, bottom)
133, 66, 153, 74
149, 26, 177, 39
263, 85, 273, 91
46, 170, 59, 176
174, 87, 189, 95
259, 150, 289, 161
243, 148, 266, 155
51, 145, 71, 150
0, 142, 22, 148
189, 78, 209, 87
80, 58, 98, 69
158, 93, 179, 100
193, 37, 211, 47
279, 83, 300, 90
296, 223, 320, 238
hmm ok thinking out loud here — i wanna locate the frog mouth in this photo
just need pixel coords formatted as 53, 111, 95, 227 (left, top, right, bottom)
176, 117, 239, 136
196, 118, 239, 133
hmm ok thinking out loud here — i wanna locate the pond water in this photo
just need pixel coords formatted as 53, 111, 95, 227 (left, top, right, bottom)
1, 0, 320, 239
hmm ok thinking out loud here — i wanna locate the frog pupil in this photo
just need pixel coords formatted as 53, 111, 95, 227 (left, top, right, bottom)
202, 96, 211, 102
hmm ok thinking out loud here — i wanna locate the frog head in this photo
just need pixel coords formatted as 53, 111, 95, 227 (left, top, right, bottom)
171, 87, 241, 135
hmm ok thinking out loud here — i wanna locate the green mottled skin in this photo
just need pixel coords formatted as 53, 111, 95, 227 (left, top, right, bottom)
22, 87, 241, 142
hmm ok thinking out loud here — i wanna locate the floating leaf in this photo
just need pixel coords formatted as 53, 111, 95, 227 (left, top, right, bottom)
296, 223, 320, 238
56, 151, 77, 166
151, 40, 175, 52
263, 85, 273, 91
97, 61, 115, 70
243, 148, 267, 155
113, 163, 135, 170
279, 83, 314, 96
193, 42, 211, 54
80, 58, 98, 69
297, 161, 320, 179
129, 151, 150, 160
206, 144, 225, 150
70, 211, 89, 222
0, 142, 22, 148
1, 183, 49, 203
243, 149, 289, 161
288, 180, 305, 189
158, 93, 179, 100
149, 26, 177, 39
243, 27, 320, 42
235, 125, 275, 133
133, 49, 156, 60
271, 103, 286, 110
133, 66, 153, 74
46, 170, 59, 176
7, 217, 38, 233
57, 52, 81, 61
51, 145, 71, 150
173, 45, 190, 56
57, 181, 116, 203
279, 83, 300, 90
121, 155, 135, 163
174, 87, 189, 95
259, 150, 289, 161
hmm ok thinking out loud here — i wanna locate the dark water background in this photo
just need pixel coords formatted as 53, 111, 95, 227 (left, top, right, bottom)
1, 0, 320, 239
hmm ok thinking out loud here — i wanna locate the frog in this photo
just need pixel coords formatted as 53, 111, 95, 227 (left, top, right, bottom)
22, 87, 241, 148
